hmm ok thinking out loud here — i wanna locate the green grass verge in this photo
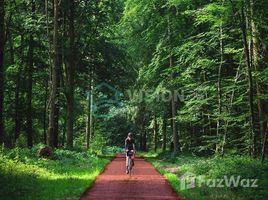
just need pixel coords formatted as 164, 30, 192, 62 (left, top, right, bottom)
143, 151, 268, 200
0, 147, 114, 200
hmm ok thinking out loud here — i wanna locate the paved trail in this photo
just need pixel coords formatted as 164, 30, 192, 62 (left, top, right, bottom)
80, 154, 181, 200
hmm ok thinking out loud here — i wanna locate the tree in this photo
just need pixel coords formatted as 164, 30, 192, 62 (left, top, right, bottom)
66, 0, 75, 149
169, 16, 179, 154
0, 0, 4, 145
153, 114, 158, 152
162, 116, 167, 151
240, 0, 256, 156
26, 0, 36, 148
47, 0, 60, 148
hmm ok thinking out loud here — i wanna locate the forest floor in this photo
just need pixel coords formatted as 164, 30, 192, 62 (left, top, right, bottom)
80, 154, 181, 200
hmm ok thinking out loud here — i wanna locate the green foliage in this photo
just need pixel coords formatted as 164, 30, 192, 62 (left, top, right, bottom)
15, 134, 27, 148
89, 133, 108, 155
119, 0, 268, 157
104, 146, 123, 154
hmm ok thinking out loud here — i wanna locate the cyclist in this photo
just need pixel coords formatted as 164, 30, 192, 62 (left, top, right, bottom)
125, 132, 135, 174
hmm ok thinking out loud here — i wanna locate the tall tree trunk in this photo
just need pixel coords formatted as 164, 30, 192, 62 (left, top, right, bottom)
143, 129, 147, 151
89, 83, 93, 145
53, 63, 60, 148
43, 78, 48, 144
217, 4, 224, 154
86, 91, 90, 148
8, 28, 21, 143
168, 15, 179, 155
162, 116, 167, 151
250, 0, 265, 155
261, 122, 268, 163
47, 0, 60, 148
14, 69, 21, 141
66, 0, 75, 149
139, 129, 143, 150
171, 90, 178, 154
44, 0, 50, 145
62, 116, 66, 146
139, 106, 146, 151
0, 0, 4, 145
53, 42, 62, 148
26, 0, 35, 148
241, 2, 256, 156
14, 35, 23, 143
216, 20, 223, 153
86, 75, 94, 149
153, 114, 158, 152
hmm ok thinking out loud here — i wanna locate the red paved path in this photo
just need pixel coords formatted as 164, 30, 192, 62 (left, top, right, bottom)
80, 154, 181, 200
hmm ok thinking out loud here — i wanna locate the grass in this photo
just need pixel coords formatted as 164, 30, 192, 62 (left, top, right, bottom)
0, 145, 118, 200
143, 151, 268, 200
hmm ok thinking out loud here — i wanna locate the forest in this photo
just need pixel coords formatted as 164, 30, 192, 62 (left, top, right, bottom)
0, 0, 268, 200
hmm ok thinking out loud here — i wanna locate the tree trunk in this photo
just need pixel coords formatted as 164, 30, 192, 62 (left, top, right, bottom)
66, 0, 75, 149
53, 49, 61, 148
139, 106, 146, 151
89, 84, 93, 145
261, 122, 268, 163
216, 11, 224, 154
26, 0, 35, 148
86, 92, 90, 148
139, 130, 143, 150
44, 0, 50, 146
47, 0, 60, 148
14, 69, 21, 141
171, 90, 178, 154
162, 116, 167, 151
86, 75, 94, 149
86, 81, 93, 149
43, 77, 48, 144
62, 117, 66, 147
53, 31, 61, 148
250, 0, 265, 155
14, 35, 23, 143
143, 130, 147, 151
0, 0, 4, 145
168, 15, 179, 155
241, 2, 256, 156
153, 114, 158, 152
9, 28, 21, 143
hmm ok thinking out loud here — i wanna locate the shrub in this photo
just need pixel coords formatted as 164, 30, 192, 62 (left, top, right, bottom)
15, 134, 27, 148
89, 133, 107, 155
104, 146, 123, 154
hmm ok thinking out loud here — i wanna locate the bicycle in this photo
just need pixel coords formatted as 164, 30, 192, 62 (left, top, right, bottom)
126, 150, 134, 176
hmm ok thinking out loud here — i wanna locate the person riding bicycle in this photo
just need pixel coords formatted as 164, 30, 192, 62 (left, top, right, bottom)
125, 132, 135, 174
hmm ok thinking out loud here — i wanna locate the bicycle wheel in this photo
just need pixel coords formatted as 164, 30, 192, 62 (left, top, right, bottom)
128, 157, 132, 176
